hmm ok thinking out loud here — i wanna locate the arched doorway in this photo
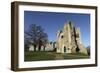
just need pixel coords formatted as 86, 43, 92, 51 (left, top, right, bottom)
64, 46, 66, 52
76, 47, 80, 53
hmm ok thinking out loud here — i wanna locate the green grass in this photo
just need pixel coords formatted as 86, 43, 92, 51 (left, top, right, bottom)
63, 53, 89, 59
24, 51, 55, 61
24, 51, 89, 61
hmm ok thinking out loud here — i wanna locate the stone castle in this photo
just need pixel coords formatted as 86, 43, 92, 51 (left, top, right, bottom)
56, 21, 87, 54
29, 21, 88, 54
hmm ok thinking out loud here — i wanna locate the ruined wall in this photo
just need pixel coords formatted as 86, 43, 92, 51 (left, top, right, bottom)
56, 21, 88, 54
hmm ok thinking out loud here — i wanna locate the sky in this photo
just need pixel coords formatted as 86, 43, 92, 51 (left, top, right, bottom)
24, 11, 90, 47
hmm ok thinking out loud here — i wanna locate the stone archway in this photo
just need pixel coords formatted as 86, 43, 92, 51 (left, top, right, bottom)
64, 46, 66, 53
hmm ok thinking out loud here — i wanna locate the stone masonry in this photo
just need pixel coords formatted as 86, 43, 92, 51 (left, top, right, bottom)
56, 21, 88, 54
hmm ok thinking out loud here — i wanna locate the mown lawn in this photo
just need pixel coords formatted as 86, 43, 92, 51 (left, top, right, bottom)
24, 51, 90, 61
63, 53, 89, 59
24, 51, 55, 61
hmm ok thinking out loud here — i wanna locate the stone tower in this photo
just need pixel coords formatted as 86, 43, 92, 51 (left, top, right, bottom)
56, 21, 88, 54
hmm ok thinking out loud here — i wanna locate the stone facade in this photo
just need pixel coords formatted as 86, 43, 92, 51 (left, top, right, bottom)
29, 42, 56, 51
56, 21, 88, 54
29, 44, 34, 51
45, 42, 56, 51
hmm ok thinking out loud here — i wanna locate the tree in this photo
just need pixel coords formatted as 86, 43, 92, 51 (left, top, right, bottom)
24, 34, 30, 51
39, 32, 48, 51
25, 24, 48, 51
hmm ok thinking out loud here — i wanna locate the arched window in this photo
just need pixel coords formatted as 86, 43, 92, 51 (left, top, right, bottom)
61, 35, 64, 39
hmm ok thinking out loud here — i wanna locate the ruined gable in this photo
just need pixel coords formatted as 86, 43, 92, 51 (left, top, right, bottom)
56, 21, 88, 54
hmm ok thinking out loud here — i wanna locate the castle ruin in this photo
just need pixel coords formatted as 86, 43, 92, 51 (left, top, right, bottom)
56, 21, 88, 54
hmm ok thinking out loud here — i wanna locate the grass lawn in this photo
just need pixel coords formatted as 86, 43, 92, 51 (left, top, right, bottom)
24, 51, 90, 61
24, 51, 55, 61
63, 53, 89, 59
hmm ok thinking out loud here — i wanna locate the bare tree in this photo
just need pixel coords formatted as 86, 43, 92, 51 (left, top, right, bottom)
25, 24, 48, 51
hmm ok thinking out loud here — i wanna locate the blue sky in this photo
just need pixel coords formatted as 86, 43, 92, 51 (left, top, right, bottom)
24, 11, 90, 47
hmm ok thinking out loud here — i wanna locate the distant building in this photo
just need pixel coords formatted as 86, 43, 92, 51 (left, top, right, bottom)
28, 42, 56, 51
56, 21, 88, 54
45, 42, 56, 51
